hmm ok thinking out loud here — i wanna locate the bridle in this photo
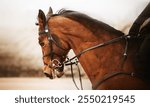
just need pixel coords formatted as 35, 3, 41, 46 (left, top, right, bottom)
38, 22, 84, 89
38, 26, 68, 69
37, 20, 136, 90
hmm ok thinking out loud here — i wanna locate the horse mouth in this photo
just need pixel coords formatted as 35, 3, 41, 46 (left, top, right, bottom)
43, 68, 64, 79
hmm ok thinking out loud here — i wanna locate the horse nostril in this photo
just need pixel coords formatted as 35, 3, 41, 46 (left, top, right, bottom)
35, 22, 39, 26
44, 73, 53, 79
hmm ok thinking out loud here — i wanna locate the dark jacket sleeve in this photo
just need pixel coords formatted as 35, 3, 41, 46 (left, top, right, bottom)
129, 2, 150, 36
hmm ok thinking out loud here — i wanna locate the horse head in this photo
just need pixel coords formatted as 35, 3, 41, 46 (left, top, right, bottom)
37, 8, 70, 79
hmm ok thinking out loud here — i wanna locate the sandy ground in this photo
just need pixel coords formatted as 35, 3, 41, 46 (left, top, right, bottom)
0, 78, 91, 90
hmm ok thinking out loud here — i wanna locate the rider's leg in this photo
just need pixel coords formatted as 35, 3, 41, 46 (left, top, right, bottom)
136, 33, 150, 72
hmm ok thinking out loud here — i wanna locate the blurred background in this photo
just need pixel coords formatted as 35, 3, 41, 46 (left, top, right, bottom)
0, 0, 149, 89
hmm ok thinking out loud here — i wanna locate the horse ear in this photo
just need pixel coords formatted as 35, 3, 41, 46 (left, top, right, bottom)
46, 7, 53, 20
38, 9, 46, 27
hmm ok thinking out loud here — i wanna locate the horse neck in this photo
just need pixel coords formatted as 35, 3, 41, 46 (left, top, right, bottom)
67, 30, 127, 84
50, 16, 135, 85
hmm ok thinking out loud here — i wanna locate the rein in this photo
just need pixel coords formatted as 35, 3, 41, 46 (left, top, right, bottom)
63, 34, 132, 90
64, 35, 130, 64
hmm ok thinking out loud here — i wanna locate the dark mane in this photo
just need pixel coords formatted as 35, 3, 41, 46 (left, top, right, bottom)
52, 9, 124, 36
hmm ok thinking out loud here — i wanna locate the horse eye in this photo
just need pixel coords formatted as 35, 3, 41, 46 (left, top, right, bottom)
39, 42, 45, 47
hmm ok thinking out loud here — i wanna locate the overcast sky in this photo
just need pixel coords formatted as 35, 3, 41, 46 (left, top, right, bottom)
0, 0, 149, 66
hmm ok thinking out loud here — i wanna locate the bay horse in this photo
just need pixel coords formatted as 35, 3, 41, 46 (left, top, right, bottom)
36, 7, 150, 90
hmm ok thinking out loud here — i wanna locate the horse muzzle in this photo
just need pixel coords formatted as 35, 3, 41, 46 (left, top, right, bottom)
43, 68, 55, 79
43, 62, 64, 79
